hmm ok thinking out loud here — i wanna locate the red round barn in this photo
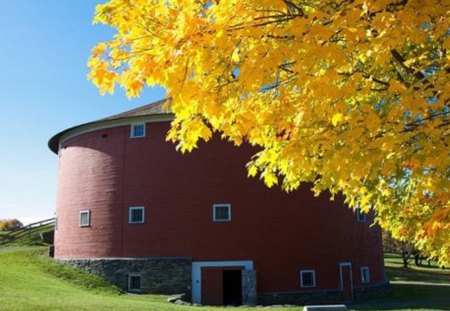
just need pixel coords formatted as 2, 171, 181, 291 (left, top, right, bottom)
49, 100, 387, 305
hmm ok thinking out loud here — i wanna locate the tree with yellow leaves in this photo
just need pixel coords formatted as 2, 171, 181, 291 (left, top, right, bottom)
88, 0, 450, 264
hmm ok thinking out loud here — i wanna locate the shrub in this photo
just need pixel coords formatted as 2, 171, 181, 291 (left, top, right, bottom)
0, 219, 23, 231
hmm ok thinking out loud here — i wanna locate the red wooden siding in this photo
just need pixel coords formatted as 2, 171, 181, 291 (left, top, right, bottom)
54, 120, 384, 294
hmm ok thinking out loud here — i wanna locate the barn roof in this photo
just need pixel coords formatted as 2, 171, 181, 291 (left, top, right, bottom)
100, 98, 170, 121
48, 98, 171, 154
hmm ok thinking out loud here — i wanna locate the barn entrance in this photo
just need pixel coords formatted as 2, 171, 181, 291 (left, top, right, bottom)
200, 267, 242, 305
223, 270, 242, 305
191, 260, 256, 305
339, 262, 353, 302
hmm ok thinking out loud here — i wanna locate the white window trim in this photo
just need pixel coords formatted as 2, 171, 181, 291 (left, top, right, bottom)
130, 123, 146, 138
129, 206, 145, 224
361, 266, 370, 283
300, 270, 316, 288
128, 274, 142, 292
356, 208, 366, 222
79, 210, 91, 227
213, 203, 231, 222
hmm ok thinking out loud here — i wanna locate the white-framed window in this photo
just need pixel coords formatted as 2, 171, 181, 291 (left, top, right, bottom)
361, 266, 370, 283
356, 208, 366, 222
213, 204, 231, 222
79, 210, 91, 227
129, 206, 145, 224
128, 274, 142, 292
300, 270, 316, 288
130, 123, 146, 138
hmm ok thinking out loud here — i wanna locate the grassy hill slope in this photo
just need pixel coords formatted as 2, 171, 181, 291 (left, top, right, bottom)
0, 247, 297, 311
0, 247, 449, 310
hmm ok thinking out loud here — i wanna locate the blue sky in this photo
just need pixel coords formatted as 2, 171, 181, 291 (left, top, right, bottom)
0, 1, 165, 224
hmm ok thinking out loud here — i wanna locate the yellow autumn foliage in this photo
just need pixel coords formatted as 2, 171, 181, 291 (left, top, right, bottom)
88, 0, 450, 265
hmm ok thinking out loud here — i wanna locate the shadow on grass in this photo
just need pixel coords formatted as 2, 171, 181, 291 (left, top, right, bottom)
384, 253, 449, 273
349, 283, 450, 310
386, 266, 450, 284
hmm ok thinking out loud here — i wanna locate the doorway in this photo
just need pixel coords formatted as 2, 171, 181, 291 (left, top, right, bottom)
223, 270, 242, 305
191, 260, 254, 305
339, 262, 353, 302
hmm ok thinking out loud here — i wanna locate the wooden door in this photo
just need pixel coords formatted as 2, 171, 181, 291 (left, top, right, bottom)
201, 267, 223, 305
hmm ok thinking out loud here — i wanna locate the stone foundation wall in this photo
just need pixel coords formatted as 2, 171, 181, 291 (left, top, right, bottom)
58, 257, 191, 295
57, 257, 389, 305
258, 289, 343, 305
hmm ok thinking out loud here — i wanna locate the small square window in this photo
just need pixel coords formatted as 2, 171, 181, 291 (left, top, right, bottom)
128, 274, 142, 292
130, 124, 145, 138
300, 270, 316, 288
79, 210, 90, 227
361, 266, 370, 283
213, 204, 231, 222
356, 208, 366, 222
129, 206, 145, 224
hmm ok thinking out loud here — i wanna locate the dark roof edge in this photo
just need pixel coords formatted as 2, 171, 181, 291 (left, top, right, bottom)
99, 98, 170, 121
48, 99, 172, 154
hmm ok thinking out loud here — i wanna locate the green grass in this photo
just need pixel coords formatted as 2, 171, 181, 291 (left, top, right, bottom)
348, 254, 450, 311
384, 253, 450, 280
352, 282, 450, 310
0, 247, 297, 311
1, 248, 449, 311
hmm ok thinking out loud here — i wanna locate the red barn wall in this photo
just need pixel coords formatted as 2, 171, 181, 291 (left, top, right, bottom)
55, 120, 384, 294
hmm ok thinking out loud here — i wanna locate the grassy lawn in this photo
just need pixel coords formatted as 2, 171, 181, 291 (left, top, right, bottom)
0, 247, 449, 311
384, 253, 450, 282
350, 282, 450, 311
0, 247, 297, 311
348, 255, 450, 311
